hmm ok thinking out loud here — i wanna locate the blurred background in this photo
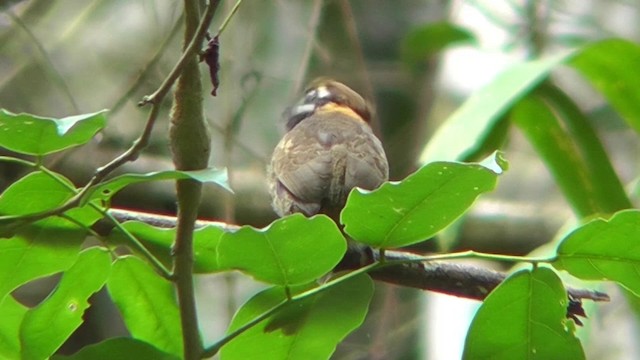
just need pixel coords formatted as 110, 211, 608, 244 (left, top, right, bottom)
1, 0, 639, 358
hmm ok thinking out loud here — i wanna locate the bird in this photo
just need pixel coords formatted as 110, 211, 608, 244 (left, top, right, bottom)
267, 78, 389, 224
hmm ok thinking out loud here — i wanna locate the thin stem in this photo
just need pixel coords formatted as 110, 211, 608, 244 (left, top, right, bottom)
388, 250, 556, 265
58, 213, 122, 260
215, 0, 243, 37
101, 209, 173, 279
139, 0, 218, 107
0, 156, 37, 168
36, 164, 173, 278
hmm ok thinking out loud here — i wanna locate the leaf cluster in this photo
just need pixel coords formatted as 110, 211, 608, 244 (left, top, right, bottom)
1, 31, 640, 360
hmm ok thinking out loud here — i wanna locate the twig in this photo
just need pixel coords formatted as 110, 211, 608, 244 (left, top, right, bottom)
215, 0, 243, 38
138, 0, 218, 107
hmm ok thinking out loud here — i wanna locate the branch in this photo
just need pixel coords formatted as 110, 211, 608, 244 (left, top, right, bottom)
106, 207, 610, 313
371, 250, 609, 303
168, 1, 220, 359
107, 208, 238, 231
138, 0, 218, 107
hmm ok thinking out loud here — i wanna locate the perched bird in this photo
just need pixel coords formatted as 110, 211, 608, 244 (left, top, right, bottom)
267, 79, 389, 223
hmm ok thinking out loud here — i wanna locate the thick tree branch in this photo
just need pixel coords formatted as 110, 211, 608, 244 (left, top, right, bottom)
370, 250, 609, 303
106, 207, 610, 315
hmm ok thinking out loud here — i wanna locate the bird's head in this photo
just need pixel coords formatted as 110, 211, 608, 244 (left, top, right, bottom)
284, 78, 372, 131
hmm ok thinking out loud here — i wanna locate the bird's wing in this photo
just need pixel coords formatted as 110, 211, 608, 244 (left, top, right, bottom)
271, 125, 333, 204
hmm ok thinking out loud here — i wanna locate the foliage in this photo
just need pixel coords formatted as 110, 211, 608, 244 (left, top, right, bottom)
1, 12, 640, 360
463, 267, 584, 359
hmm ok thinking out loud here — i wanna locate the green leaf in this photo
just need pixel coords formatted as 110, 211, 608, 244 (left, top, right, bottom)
570, 39, 640, 134
0, 216, 85, 302
88, 168, 231, 202
512, 86, 631, 218
0, 296, 27, 360
0, 170, 103, 231
554, 209, 640, 296
535, 85, 631, 213
107, 221, 225, 273
0, 109, 107, 155
217, 214, 346, 286
51, 338, 179, 360
20, 247, 112, 360
221, 274, 374, 360
106, 256, 182, 357
401, 22, 474, 68
463, 267, 584, 360
511, 94, 599, 218
0, 171, 74, 216
420, 51, 576, 163
342, 152, 506, 248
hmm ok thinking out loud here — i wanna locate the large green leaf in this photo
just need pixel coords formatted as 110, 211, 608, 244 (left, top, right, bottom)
51, 338, 179, 360
341, 152, 506, 248
0, 109, 107, 155
0, 296, 27, 360
0, 171, 74, 216
511, 95, 599, 218
553, 210, 640, 296
106, 221, 225, 273
220, 274, 374, 360
106, 256, 182, 357
0, 216, 85, 302
20, 247, 112, 360
420, 51, 576, 163
463, 267, 584, 360
512, 87, 630, 218
570, 39, 640, 134
535, 85, 631, 213
217, 214, 346, 286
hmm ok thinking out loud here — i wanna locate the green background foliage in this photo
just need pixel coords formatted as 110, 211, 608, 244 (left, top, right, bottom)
1, 1, 640, 359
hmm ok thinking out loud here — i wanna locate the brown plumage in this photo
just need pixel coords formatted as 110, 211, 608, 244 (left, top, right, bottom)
268, 79, 389, 222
